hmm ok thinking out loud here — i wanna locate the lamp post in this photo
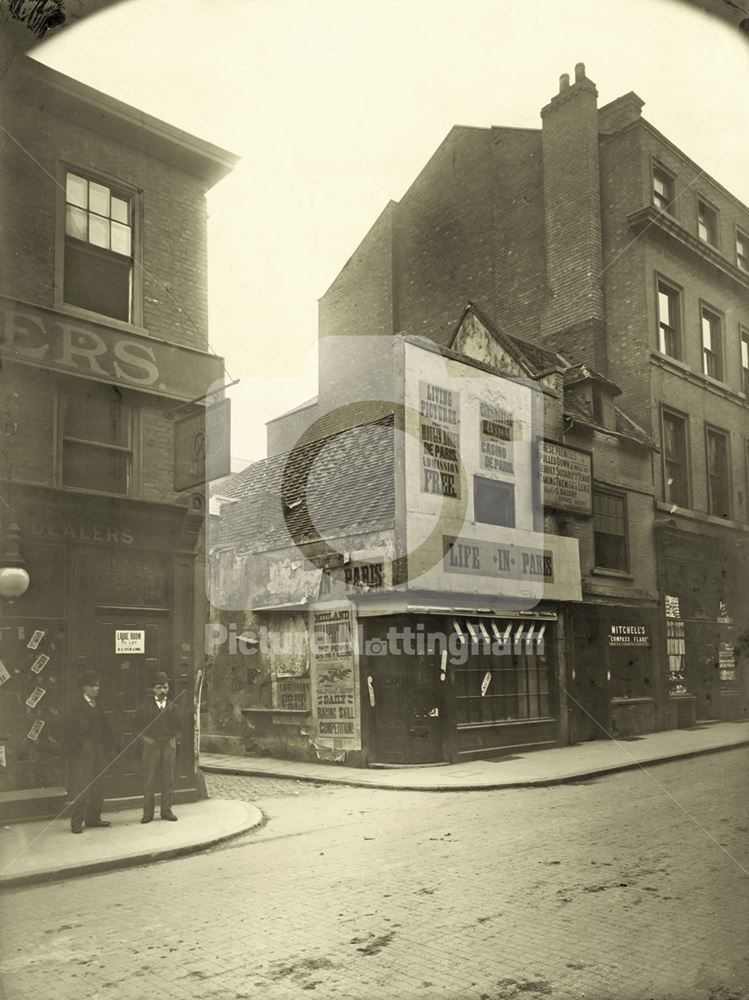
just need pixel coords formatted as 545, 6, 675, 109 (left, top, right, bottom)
0, 514, 30, 600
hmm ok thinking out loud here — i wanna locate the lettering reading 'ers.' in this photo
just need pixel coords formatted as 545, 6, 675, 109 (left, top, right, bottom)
3, 310, 159, 385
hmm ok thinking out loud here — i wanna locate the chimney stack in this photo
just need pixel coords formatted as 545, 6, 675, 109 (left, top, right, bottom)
540, 63, 607, 371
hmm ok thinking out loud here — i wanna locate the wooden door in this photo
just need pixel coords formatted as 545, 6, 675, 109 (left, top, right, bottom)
368, 653, 444, 765
95, 617, 165, 798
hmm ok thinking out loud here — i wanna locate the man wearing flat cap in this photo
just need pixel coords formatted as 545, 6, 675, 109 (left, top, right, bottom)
133, 671, 182, 823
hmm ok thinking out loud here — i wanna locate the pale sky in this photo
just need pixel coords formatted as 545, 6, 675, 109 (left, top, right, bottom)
32, 0, 749, 464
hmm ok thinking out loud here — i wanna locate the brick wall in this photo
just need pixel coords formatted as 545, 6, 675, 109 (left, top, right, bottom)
540, 69, 605, 367
0, 91, 210, 352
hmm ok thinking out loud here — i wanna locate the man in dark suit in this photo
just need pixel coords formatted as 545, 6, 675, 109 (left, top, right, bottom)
133, 671, 181, 823
65, 670, 114, 834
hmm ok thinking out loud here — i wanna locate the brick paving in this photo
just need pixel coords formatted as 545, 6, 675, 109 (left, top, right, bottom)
1, 749, 748, 1000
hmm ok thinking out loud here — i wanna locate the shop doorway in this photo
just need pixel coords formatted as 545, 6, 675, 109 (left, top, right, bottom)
367, 653, 444, 765
87, 615, 169, 799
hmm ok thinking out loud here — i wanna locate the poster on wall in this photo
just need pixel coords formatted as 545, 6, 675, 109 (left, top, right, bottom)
277, 677, 311, 712
479, 400, 513, 474
115, 630, 145, 654
419, 381, 461, 498
537, 439, 592, 515
310, 608, 360, 751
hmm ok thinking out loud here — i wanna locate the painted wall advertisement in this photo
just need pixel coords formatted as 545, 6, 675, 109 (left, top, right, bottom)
310, 607, 360, 751
479, 400, 513, 474
419, 380, 461, 498
537, 439, 592, 515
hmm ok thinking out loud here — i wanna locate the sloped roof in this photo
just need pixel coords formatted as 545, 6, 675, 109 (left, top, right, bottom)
449, 302, 566, 378
211, 414, 395, 552
563, 362, 621, 395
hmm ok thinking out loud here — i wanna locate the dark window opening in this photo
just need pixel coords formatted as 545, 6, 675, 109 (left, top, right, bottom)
701, 307, 723, 380
706, 428, 730, 519
652, 168, 674, 215
657, 281, 680, 358
697, 200, 718, 247
474, 476, 515, 528
662, 411, 689, 508
61, 385, 131, 495
593, 489, 629, 571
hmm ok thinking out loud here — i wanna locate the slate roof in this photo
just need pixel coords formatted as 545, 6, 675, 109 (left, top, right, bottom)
563, 363, 621, 395
211, 414, 395, 552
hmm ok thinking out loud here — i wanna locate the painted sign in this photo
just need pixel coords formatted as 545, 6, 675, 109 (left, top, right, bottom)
419, 380, 461, 498
443, 536, 555, 583
0, 299, 223, 402
538, 440, 592, 515
115, 630, 145, 654
665, 595, 681, 619
310, 608, 360, 750
481, 671, 492, 696
0, 660, 10, 686
277, 677, 311, 712
609, 625, 650, 647
30, 517, 134, 545
174, 399, 231, 491
319, 562, 386, 597
480, 400, 513, 474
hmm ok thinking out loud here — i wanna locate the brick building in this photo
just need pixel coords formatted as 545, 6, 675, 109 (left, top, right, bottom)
0, 56, 237, 819
266, 61, 749, 737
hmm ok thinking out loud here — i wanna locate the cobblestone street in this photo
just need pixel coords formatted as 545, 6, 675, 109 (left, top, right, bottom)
1, 750, 748, 1000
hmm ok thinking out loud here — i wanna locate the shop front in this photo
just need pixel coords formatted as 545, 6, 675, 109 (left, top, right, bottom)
0, 486, 203, 820
358, 606, 562, 765
568, 604, 661, 741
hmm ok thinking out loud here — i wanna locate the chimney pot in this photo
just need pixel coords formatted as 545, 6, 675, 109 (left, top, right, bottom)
559, 73, 570, 92
574, 62, 586, 82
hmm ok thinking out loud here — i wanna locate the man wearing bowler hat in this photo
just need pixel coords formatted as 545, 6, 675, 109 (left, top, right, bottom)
65, 670, 114, 834
133, 671, 181, 823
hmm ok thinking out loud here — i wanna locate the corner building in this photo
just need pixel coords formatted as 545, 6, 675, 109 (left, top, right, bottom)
0, 57, 237, 819
269, 62, 748, 737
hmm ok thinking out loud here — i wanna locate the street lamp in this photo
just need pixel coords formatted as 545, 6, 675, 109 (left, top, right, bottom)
0, 515, 29, 599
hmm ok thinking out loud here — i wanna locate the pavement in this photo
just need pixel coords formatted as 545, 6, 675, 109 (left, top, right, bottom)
2, 721, 746, 890
0, 798, 263, 889
201, 719, 749, 789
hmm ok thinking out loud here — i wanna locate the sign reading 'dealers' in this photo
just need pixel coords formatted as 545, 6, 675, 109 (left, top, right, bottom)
419, 381, 461, 498
538, 439, 592, 515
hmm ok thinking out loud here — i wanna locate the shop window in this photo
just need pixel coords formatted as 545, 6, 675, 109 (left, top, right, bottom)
737, 230, 749, 272
454, 621, 551, 724
656, 279, 681, 358
64, 170, 134, 323
662, 409, 690, 508
697, 199, 718, 247
706, 426, 731, 519
701, 306, 723, 380
592, 489, 629, 572
652, 166, 674, 215
60, 384, 132, 495
473, 476, 515, 528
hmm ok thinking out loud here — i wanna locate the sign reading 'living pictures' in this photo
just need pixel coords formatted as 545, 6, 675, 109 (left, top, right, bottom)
310, 609, 360, 750
480, 401, 513, 474
538, 440, 592, 515
419, 381, 461, 498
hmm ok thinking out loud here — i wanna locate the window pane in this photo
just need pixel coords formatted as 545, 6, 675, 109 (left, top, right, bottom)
64, 391, 129, 447
88, 214, 110, 250
658, 289, 671, 325
89, 181, 110, 217
66, 173, 87, 209
62, 441, 129, 494
110, 221, 132, 257
65, 205, 88, 241
111, 196, 129, 224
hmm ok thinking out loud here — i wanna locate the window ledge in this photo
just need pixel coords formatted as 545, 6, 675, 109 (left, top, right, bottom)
590, 567, 634, 579
57, 301, 148, 337
610, 697, 655, 705
650, 353, 745, 402
655, 501, 749, 533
